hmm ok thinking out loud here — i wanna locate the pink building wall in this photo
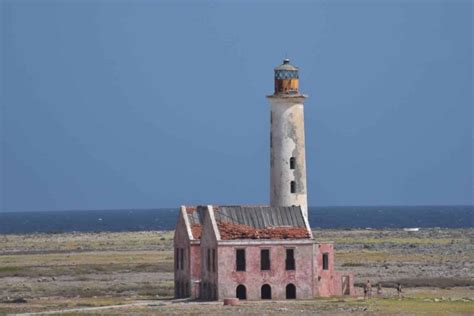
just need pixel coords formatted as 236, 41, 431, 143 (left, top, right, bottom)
199, 207, 218, 300
173, 211, 190, 298
315, 243, 354, 296
174, 205, 355, 300
173, 207, 201, 299
217, 242, 315, 300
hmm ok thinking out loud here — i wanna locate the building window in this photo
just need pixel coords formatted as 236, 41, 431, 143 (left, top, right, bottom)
175, 248, 179, 270
260, 249, 270, 271
212, 249, 216, 272
286, 248, 295, 270
261, 284, 272, 299
236, 284, 247, 300
236, 249, 246, 271
290, 157, 295, 169
180, 248, 184, 270
323, 252, 329, 270
207, 248, 211, 272
286, 283, 296, 299
290, 181, 296, 193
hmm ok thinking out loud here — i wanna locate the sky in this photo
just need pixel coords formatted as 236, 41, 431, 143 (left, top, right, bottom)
1, 0, 472, 211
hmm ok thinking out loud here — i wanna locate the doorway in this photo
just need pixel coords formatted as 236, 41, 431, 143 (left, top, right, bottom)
286, 283, 296, 299
236, 284, 247, 300
261, 284, 272, 299
342, 276, 350, 295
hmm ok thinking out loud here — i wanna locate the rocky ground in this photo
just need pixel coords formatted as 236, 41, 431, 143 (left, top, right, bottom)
0, 229, 473, 315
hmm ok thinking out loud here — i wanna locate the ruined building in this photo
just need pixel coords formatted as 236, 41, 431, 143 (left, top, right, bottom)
174, 59, 354, 300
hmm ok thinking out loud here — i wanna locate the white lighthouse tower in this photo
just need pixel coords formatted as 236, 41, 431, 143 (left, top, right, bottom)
267, 59, 309, 219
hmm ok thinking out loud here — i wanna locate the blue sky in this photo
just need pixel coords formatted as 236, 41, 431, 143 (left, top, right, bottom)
1, 0, 472, 211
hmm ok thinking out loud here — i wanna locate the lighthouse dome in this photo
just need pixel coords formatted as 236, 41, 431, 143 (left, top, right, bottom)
274, 59, 299, 94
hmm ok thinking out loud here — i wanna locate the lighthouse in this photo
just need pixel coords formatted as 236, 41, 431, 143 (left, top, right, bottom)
267, 59, 309, 219
174, 58, 355, 301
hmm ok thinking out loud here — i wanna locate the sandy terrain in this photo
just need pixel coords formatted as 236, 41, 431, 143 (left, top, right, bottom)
0, 229, 472, 315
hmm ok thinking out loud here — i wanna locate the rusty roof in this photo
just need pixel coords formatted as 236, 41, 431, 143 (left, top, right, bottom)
215, 206, 310, 240
215, 206, 306, 228
184, 205, 310, 240
218, 221, 310, 240
184, 206, 204, 239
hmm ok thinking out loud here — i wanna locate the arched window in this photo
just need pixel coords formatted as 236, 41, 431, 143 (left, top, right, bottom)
236, 284, 247, 300
290, 157, 295, 169
290, 181, 296, 193
261, 284, 272, 299
286, 283, 296, 299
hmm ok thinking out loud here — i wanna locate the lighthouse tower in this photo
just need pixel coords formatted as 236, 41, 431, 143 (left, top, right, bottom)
267, 59, 309, 219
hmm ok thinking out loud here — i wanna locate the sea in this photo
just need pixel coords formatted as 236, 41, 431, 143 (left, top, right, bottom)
0, 206, 472, 234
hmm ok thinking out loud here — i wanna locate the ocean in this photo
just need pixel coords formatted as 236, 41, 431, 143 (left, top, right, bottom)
0, 206, 472, 234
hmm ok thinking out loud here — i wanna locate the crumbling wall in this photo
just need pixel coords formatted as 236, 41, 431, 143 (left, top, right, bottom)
268, 96, 308, 218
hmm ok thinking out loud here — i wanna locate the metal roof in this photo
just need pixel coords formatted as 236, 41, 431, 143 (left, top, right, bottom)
186, 206, 204, 226
214, 206, 306, 229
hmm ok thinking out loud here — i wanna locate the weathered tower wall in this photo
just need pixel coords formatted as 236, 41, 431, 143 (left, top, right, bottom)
267, 59, 308, 219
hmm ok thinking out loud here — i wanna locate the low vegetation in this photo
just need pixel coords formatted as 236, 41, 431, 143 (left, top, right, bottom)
0, 228, 472, 315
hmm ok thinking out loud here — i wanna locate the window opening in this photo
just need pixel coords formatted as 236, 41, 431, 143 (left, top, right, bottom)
290, 181, 296, 193
261, 249, 270, 270
212, 249, 216, 272
286, 248, 295, 270
207, 249, 211, 272
323, 252, 329, 270
236, 249, 246, 271
290, 157, 295, 169
175, 248, 179, 270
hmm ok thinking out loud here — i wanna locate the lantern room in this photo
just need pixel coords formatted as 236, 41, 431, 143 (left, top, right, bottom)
274, 58, 299, 95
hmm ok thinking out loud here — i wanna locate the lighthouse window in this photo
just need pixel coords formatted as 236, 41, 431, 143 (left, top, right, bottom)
290, 181, 296, 193
290, 157, 295, 169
